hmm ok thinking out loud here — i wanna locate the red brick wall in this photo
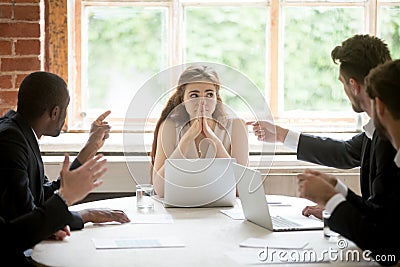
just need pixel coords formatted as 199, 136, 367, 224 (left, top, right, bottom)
0, 0, 42, 116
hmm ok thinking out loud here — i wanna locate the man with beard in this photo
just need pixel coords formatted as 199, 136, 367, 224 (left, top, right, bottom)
366, 59, 400, 164
297, 60, 400, 266
247, 35, 399, 222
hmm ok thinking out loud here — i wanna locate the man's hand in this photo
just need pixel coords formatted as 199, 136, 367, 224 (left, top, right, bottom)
302, 205, 324, 220
59, 154, 106, 206
245, 121, 289, 143
297, 171, 337, 206
50, 225, 71, 241
89, 110, 112, 149
303, 169, 337, 187
77, 110, 112, 163
79, 208, 131, 224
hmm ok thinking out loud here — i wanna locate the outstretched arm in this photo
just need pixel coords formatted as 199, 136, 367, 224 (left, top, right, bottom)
246, 120, 289, 143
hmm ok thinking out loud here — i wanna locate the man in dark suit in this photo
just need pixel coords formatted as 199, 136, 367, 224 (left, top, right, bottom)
297, 59, 400, 265
247, 35, 400, 220
0, 153, 107, 266
0, 72, 129, 238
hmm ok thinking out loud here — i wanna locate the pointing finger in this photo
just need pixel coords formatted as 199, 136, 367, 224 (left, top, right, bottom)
245, 121, 258, 126
95, 110, 111, 124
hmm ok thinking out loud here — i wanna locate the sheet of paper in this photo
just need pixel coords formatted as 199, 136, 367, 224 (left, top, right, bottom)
239, 237, 309, 249
220, 209, 245, 220
92, 238, 185, 249
129, 214, 174, 224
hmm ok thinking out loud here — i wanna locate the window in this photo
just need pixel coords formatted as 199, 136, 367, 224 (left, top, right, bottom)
68, 0, 400, 132
379, 1, 400, 58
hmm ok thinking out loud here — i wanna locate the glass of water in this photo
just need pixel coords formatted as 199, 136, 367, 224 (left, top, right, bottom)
136, 184, 154, 210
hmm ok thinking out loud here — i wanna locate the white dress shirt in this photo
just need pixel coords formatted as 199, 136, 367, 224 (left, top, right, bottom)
31, 128, 40, 145
282, 130, 301, 151
395, 149, 400, 168
362, 119, 375, 139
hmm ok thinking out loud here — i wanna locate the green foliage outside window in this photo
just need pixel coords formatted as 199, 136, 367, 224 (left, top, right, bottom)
283, 7, 363, 112
85, 4, 400, 115
380, 6, 400, 59
185, 7, 267, 112
87, 7, 166, 111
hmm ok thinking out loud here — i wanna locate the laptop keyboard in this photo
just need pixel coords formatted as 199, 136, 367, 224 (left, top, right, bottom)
271, 216, 302, 228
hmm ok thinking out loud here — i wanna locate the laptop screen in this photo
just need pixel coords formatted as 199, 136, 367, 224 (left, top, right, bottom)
163, 158, 237, 207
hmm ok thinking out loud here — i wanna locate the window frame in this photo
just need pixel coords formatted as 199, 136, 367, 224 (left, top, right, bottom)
48, 0, 396, 132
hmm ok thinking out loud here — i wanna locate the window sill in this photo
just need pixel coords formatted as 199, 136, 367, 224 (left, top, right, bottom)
41, 132, 360, 195
39, 131, 360, 155
43, 154, 360, 195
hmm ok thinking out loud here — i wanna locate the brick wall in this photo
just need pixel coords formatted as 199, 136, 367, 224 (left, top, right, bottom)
0, 0, 42, 116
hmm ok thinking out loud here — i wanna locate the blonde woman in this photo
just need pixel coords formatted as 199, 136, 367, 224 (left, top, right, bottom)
151, 65, 249, 197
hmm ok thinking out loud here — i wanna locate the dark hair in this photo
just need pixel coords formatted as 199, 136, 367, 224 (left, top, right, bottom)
150, 65, 225, 168
17, 71, 69, 121
366, 59, 400, 119
331, 34, 392, 84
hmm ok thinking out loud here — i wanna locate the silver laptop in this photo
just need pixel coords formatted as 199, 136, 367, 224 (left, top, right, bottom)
233, 163, 323, 231
163, 158, 237, 208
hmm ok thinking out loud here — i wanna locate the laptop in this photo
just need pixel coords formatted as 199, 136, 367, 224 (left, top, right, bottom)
233, 163, 323, 231
162, 158, 237, 208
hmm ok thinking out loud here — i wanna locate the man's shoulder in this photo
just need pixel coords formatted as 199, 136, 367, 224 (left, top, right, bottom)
372, 133, 395, 150
0, 117, 26, 143
0, 110, 18, 128
0, 121, 20, 134
0, 118, 22, 134
372, 134, 397, 159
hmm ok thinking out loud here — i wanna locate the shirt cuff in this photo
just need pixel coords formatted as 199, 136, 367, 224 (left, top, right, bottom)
283, 130, 300, 151
334, 179, 348, 197
325, 193, 346, 214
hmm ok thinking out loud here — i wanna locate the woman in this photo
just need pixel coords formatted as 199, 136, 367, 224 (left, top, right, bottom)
151, 65, 249, 197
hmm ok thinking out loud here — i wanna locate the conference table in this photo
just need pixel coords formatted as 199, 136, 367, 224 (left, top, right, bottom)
32, 195, 379, 267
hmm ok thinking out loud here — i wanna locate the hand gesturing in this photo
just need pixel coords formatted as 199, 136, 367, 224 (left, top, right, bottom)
88, 110, 112, 150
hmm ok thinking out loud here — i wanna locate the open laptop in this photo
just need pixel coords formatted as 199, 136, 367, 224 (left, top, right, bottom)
162, 158, 237, 208
233, 163, 323, 231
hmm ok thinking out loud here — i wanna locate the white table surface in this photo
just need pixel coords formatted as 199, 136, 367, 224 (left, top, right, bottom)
31, 195, 378, 267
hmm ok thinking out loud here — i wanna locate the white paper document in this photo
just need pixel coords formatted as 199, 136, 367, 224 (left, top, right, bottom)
220, 208, 245, 220
130, 214, 174, 224
92, 238, 185, 249
240, 237, 309, 249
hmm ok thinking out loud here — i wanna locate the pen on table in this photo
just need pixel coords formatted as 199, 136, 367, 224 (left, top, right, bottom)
267, 202, 292, 206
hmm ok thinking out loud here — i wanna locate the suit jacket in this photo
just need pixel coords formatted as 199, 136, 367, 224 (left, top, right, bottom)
0, 110, 83, 230
298, 132, 400, 215
0, 195, 73, 266
329, 200, 399, 266
298, 132, 400, 265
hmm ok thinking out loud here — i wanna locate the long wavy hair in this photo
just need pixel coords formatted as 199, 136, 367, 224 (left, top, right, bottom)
150, 65, 226, 169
